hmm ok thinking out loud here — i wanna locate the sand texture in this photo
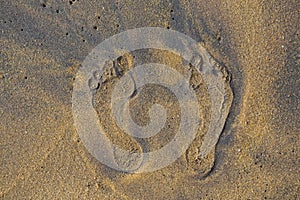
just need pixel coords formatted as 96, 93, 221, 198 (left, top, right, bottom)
0, 0, 299, 199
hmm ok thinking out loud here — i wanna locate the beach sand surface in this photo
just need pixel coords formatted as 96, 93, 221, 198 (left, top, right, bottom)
0, 0, 299, 199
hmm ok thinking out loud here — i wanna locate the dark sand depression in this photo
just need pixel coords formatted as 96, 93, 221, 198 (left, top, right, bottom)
0, 0, 299, 199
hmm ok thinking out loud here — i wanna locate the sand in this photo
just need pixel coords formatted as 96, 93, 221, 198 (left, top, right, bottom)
0, 0, 299, 199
